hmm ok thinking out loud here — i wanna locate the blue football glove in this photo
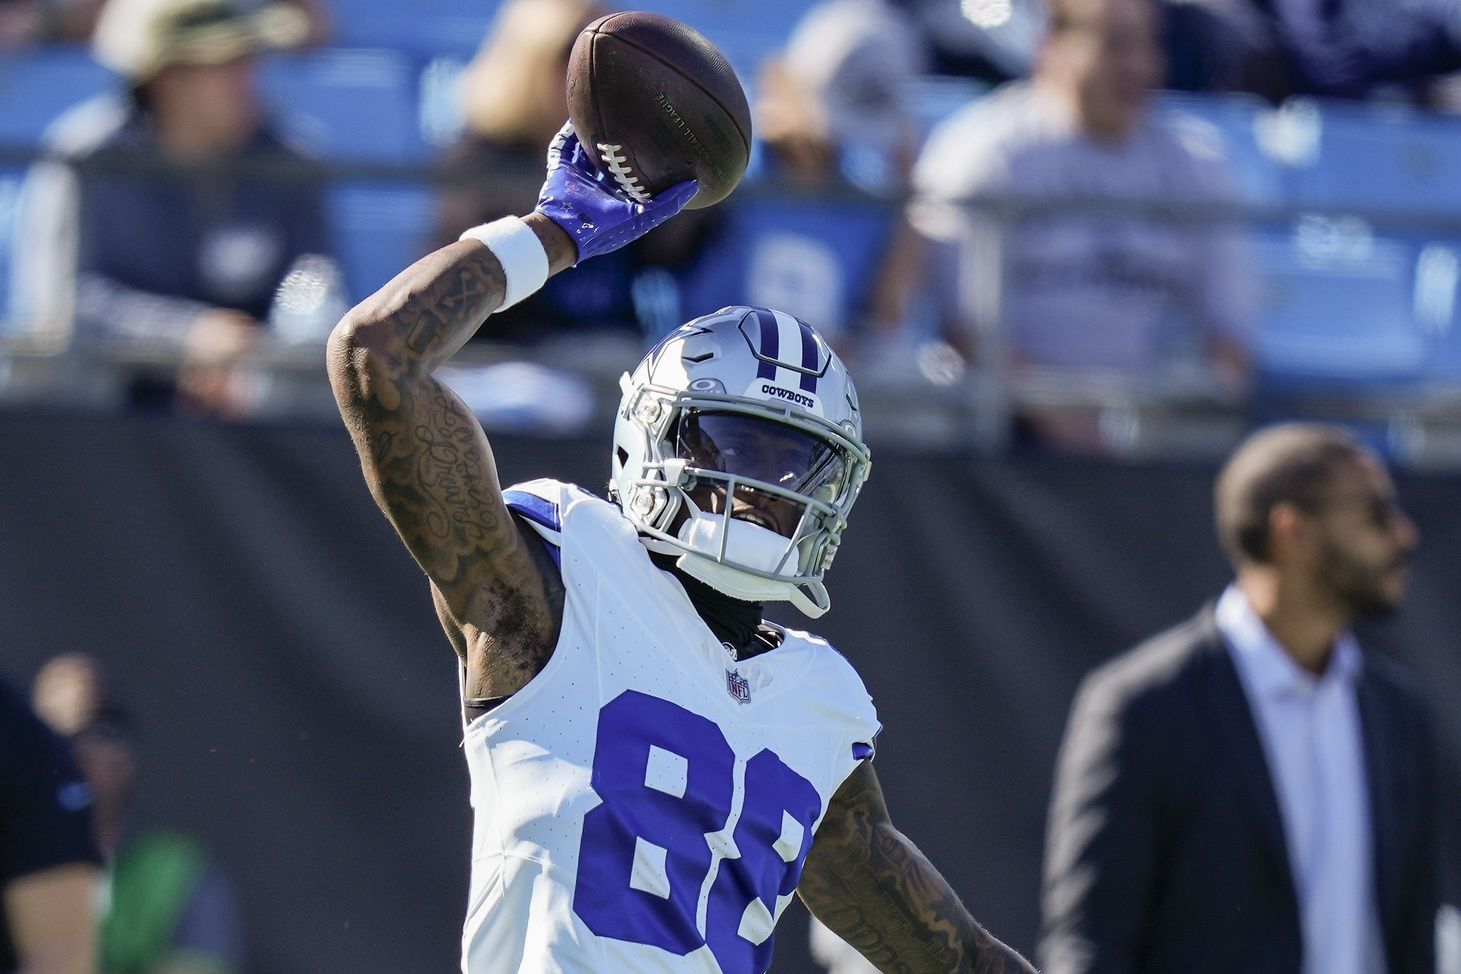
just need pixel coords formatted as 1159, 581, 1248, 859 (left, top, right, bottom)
534, 122, 699, 264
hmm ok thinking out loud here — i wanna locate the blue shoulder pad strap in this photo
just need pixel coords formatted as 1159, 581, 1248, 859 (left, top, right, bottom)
504, 489, 562, 568
504, 489, 562, 532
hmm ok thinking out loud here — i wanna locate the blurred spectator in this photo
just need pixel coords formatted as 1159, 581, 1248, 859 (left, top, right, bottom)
1162, 0, 1461, 106
11, 0, 339, 416
436, 0, 712, 342
1039, 423, 1440, 973
1, 673, 102, 974
0, 0, 324, 50
33, 654, 244, 974
898, 0, 1044, 83
911, 0, 1252, 449
757, 0, 924, 193
675, 0, 927, 352
241, 0, 327, 48
0, 0, 104, 47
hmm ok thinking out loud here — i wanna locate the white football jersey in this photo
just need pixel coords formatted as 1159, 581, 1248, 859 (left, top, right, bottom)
460, 479, 880, 974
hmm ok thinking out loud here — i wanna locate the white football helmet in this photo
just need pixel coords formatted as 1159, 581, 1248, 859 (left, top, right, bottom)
610, 306, 872, 618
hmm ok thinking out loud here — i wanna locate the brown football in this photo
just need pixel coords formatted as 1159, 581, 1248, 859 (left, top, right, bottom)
566, 11, 752, 210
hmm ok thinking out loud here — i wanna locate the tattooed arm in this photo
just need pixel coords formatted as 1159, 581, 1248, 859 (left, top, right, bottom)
800, 762, 1038, 974
328, 122, 695, 698
326, 214, 578, 698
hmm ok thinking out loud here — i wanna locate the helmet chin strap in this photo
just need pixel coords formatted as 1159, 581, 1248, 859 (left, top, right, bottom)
666, 511, 832, 618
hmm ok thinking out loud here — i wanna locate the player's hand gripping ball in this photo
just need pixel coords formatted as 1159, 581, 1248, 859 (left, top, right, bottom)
567, 11, 752, 210
534, 124, 698, 263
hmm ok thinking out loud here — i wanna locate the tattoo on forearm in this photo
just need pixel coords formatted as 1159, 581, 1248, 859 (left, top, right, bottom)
396, 252, 507, 361
800, 768, 1037, 974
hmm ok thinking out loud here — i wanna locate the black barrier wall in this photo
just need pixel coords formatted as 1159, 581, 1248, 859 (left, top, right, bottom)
2, 410, 1457, 974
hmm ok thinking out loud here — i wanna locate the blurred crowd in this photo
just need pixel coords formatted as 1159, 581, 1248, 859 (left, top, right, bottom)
5, 0, 1461, 453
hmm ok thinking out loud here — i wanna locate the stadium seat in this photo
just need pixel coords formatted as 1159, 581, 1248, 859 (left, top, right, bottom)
675, 187, 899, 344
259, 50, 437, 300
0, 47, 116, 150
1265, 98, 1461, 220
323, 0, 495, 57
1249, 219, 1430, 393
259, 49, 431, 165
328, 181, 435, 302
1156, 91, 1284, 209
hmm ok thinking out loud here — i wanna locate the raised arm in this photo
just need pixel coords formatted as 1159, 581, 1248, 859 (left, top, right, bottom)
799, 762, 1038, 974
327, 125, 696, 697
327, 212, 576, 615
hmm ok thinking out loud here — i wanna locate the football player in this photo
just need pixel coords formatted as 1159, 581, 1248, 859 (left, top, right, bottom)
326, 125, 1037, 974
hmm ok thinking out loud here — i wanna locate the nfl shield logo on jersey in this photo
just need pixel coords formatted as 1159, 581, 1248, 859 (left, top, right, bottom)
726, 668, 752, 704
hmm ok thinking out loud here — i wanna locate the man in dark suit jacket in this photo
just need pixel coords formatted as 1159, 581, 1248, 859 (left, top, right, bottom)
1039, 422, 1441, 974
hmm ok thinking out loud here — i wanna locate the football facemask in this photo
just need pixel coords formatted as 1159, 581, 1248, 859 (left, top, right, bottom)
611, 306, 871, 617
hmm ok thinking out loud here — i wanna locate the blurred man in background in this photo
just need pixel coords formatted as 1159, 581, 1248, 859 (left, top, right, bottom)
911, 0, 1252, 450
32, 655, 243, 974
1, 674, 101, 974
12, 0, 337, 416
1041, 422, 1440, 973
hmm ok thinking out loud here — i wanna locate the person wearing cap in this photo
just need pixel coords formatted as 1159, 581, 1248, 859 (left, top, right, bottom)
11, 0, 336, 416
32, 654, 244, 974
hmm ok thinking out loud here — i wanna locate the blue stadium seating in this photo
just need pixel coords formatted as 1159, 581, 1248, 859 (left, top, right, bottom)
260, 49, 431, 164
1248, 221, 1433, 393
328, 181, 435, 302
1156, 92, 1284, 209
0, 47, 115, 150
675, 187, 898, 343
1268, 98, 1461, 220
324, 0, 495, 57
259, 50, 436, 301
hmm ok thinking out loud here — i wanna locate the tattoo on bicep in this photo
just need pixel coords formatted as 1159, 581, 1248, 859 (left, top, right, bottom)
804, 779, 1033, 974
363, 383, 509, 583
413, 393, 493, 542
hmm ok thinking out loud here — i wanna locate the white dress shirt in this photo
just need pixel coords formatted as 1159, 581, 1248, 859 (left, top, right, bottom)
1216, 585, 1386, 974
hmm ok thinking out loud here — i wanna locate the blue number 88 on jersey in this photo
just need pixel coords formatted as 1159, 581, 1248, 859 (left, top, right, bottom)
573, 691, 823, 973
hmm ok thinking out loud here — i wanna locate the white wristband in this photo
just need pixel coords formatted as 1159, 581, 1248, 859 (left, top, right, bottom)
459, 216, 549, 310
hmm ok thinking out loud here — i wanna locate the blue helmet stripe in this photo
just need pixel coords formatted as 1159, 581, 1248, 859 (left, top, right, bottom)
797, 320, 820, 393
751, 307, 780, 380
